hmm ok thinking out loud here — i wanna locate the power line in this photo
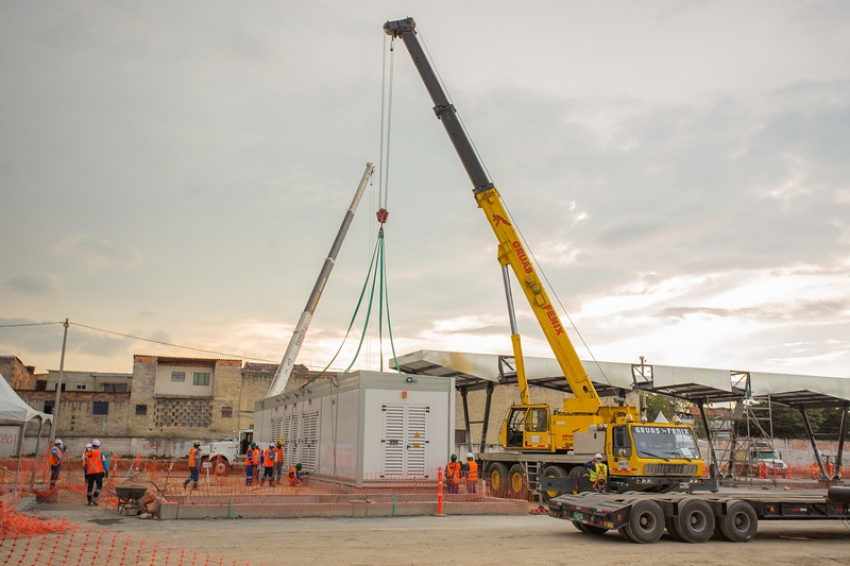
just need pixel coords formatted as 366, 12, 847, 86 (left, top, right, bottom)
1, 319, 277, 363
70, 322, 277, 363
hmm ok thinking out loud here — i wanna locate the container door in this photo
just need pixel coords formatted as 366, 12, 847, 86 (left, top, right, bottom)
381, 404, 429, 478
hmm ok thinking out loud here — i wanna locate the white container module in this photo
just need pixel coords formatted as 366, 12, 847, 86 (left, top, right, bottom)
254, 371, 454, 484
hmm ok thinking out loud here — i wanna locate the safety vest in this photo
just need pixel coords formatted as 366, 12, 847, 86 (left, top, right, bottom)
49, 446, 64, 466
246, 449, 257, 466
466, 460, 478, 482
446, 462, 462, 484
288, 466, 301, 484
85, 449, 105, 475
188, 447, 200, 467
588, 462, 608, 485
263, 448, 275, 466
275, 446, 283, 462
252, 448, 261, 466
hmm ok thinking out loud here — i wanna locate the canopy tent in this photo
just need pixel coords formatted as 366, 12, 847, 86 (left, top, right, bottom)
0, 370, 53, 488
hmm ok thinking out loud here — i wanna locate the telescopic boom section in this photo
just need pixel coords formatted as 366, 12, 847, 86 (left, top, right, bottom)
385, 18, 601, 413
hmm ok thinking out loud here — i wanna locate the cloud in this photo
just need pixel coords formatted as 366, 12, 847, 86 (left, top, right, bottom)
3, 273, 64, 296
53, 234, 143, 271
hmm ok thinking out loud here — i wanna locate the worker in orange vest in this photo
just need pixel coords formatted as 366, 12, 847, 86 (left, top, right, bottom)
183, 440, 201, 490
48, 438, 66, 489
288, 462, 305, 486
463, 452, 478, 494
261, 442, 276, 485
445, 454, 461, 494
84, 439, 107, 506
245, 442, 259, 486
273, 440, 284, 486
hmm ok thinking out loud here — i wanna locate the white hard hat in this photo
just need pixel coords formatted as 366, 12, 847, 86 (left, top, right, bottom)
85, 443, 93, 449
54, 438, 63, 445
92, 439, 101, 447
467, 452, 474, 459
594, 453, 603, 460
269, 442, 275, 447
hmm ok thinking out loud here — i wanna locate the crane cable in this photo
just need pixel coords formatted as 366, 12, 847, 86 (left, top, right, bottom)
300, 36, 403, 390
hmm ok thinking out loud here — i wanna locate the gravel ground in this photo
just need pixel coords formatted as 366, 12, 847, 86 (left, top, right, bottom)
30, 499, 850, 566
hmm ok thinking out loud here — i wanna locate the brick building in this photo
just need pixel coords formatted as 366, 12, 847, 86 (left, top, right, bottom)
0, 355, 36, 390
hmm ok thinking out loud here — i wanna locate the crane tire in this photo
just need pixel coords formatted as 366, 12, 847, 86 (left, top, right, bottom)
671, 499, 715, 543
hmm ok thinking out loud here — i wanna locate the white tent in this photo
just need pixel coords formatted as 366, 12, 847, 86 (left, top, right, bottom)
0, 371, 53, 487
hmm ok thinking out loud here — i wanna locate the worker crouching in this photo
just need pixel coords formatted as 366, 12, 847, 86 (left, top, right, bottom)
288, 463, 306, 486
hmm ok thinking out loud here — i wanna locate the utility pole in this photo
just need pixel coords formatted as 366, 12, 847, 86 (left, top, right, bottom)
49, 318, 69, 444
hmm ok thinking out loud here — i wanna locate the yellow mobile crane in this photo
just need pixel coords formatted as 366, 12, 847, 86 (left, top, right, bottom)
385, 18, 714, 498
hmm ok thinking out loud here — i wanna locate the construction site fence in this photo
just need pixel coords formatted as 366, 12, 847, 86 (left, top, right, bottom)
1, 452, 527, 566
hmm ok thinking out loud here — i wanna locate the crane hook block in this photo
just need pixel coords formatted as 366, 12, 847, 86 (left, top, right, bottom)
376, 208, 389, 224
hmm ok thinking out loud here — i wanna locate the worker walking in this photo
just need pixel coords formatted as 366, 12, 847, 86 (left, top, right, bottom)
261, 442, 276, 485
84, 439, 108, 506
183, 440, 202, 490
273, 440, 284, 486
48, 438, 67, 489
463, 452, 478, 494
288, 462, 305, 486
245, 442, 259, 486
445, 454, 462, 494
585, 453, 608, 493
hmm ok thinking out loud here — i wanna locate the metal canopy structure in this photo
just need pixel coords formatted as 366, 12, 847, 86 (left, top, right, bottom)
393, 350, 850, 481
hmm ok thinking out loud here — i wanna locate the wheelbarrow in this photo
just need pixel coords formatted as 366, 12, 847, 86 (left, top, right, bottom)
115, 484, 149, 515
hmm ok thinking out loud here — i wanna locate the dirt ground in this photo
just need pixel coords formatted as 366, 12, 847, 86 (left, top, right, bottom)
30, 500, 850, 566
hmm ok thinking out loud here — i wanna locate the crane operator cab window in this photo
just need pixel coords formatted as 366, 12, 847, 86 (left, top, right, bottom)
506, 407, 549, 447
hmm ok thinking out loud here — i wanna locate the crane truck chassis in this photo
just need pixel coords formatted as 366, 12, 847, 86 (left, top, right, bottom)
548, 486, 850, 544
384, 16, 714, 500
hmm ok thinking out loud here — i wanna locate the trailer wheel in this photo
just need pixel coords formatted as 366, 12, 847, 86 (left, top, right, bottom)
716, 500, 758, 543
572, 520, 589, 533
542, 466, 568, 502
487, 463, 510, 496
622, 500, 665, 544
671, 498, 715, 543
508, 464, 527, 498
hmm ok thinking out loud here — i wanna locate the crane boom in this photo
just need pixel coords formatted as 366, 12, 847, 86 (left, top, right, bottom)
384, 18, 600, 413
266, 163, 375, 397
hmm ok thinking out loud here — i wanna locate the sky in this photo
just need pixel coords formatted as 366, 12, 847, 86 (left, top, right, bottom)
1, 1, 849, 381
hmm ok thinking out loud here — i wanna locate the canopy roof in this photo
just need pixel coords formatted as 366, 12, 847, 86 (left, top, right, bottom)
0, 371, 53, 425
394, 350, 850, 409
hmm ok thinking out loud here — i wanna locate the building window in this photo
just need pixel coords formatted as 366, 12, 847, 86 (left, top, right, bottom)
221, 406, 233, 418
103, 383, 128, 393
93, 402, 109, 415
44, 401, 55, 415
75, 383, 87, 390
171, 371, 186, 382
35, 380, 47, 391
135, 404, 147, 416
193, 372, 210, 386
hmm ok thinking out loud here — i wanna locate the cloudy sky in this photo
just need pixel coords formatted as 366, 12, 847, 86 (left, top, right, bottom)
1, 1, 848, 381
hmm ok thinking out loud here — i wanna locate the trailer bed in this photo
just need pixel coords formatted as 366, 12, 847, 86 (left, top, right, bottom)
549, 487, 850, 543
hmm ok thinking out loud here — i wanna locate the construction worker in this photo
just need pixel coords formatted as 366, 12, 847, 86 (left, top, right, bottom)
445, 454, 461, 494
183, 440, 202, 490
273, 440, 284, 486
84, 439, 108, 506
288, 462, 305, 486
261, 442, 276, 485
48, 438, 67, 489
463, 452, 478, 494
585, 453, 608, 493
245, 442, 259, 486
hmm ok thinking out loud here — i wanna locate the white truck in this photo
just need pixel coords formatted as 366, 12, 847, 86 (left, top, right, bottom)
201, 428, 254, 473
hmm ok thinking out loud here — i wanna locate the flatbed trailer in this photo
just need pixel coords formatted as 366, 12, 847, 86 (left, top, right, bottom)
548, 486, 850, 544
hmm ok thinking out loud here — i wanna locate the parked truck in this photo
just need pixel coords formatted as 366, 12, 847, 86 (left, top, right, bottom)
385, 17, 714, 500
731, 442, 789, 479
201, 428, 254, 474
